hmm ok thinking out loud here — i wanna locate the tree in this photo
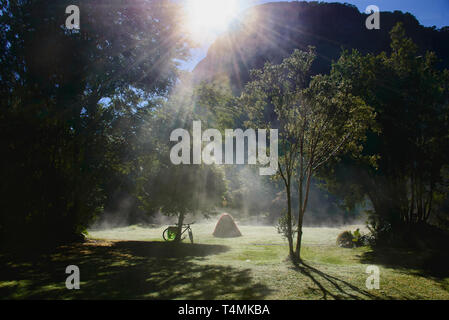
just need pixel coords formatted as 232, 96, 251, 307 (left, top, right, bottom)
136, 80, 227, 242
140, 162, 226, 242
318, 23, 449, 237
0, 0, 191, 245
241, 48, 375, 261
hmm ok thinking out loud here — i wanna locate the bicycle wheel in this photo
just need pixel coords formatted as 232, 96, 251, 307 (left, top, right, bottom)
163, 227, 177, 241
188, 229, 194, 244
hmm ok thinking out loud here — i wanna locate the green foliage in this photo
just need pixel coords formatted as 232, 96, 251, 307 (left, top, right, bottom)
0, 0, 191, 245
194, 76, 243, 130
136, 84, 227, 234
140, 163, 226, 219
241, 47, 375, 260
318, 23, 449, 235
276, 211, 296, 240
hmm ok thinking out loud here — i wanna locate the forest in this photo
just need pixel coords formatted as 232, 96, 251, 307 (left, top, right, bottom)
0, 0, 448, 300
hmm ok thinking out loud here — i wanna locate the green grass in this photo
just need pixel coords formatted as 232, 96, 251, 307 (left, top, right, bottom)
1, 223, 448, 299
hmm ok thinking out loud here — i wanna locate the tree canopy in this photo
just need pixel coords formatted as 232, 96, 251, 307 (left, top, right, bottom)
240, 48, 375, 261
318, 23, 449, 242
0, 0, 191, 245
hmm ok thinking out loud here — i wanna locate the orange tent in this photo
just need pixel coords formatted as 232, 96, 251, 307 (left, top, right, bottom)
213, 213, 242, 238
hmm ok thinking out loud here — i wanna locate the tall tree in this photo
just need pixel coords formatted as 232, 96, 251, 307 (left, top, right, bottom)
0, 0, 191, 245
318, 23, 449, 236
137, 84, 227, 242
241, 48, 375, 261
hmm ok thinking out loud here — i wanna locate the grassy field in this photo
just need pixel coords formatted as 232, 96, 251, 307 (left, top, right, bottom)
1, 223, 448, 299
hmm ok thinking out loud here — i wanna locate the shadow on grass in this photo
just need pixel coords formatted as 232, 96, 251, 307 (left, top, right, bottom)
292, 260, 380, 300
358, 224, 449, 280
358, 246, 449, 279
0, 240, 271, 299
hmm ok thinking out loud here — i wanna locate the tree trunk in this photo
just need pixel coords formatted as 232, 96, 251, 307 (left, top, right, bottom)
175, 211, 185, 243
279, 160, 295, 259
295, 215, 304, 262
295, 169, 312, 262
286, 181, 294, 258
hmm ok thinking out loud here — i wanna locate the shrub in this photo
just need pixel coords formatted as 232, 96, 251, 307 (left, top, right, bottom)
336, 231, 354, 248
367, 221, 449, 249
276, 211, 297, 239
336, 229, 370, 248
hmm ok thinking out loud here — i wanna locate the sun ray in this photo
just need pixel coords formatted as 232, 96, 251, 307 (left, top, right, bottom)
184, 0, 239, 43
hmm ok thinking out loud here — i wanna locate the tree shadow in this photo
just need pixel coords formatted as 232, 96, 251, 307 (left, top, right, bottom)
292, 260, 381, 300
0, 240, 272, 299
358, 246, 449, 279
357, 224, 449, 280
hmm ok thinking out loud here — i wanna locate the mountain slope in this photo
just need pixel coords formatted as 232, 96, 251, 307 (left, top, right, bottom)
193, 1, 449, 92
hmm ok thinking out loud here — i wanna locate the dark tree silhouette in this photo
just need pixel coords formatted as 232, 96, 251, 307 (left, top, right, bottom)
0, 0, 191, 246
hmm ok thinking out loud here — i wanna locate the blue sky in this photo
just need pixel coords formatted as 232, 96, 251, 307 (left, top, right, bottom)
179, 0, 449, 71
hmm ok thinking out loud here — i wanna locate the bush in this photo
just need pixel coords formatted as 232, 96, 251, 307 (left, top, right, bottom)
366, 213, 393, 246
336, 229, 369, 248
276, 211, 297, 239
336, 231, 354, 248
367, 222, 449, 249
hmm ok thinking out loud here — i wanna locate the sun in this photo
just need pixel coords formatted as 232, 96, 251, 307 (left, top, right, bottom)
184, 0, 239, 42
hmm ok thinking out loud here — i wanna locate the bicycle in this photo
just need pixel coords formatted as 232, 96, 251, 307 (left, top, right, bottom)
163, 222, 195, 243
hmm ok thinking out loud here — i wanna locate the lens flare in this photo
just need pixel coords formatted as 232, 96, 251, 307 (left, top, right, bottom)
184, 0, 238, 42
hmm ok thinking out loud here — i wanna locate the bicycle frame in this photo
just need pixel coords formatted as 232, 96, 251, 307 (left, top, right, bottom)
163, 222, 195, 243
178, 225, 191, 237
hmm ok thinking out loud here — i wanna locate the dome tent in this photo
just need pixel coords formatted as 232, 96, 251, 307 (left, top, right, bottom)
213, 213, 242, 238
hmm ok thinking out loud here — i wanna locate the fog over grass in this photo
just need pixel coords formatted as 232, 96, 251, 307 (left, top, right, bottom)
88, 223, 369, 245
90, 166, 368, 231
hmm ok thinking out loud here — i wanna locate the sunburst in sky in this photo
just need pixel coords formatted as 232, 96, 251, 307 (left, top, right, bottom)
183, 0, 240, 43
179, 0, 449, 71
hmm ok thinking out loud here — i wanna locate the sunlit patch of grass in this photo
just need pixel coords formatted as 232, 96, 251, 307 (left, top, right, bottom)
1, 223, 448, 299
75, 224, 449, 299
301, 245, 370, 266
0, 280, 19, 288
234, 246, 284, 264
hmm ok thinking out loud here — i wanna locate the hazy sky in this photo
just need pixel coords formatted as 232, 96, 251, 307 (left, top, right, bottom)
179, 0, 449, 71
